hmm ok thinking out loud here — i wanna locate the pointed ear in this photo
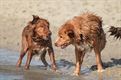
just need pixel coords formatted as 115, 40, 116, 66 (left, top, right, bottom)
32, 15, 40, 24
67, 30, 75, 38
32, 15, 39, 19
32, 15, 36, 18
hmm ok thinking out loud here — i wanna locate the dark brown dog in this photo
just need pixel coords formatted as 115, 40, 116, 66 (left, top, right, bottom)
16, 15, 56, 71
55, 13, 106, 76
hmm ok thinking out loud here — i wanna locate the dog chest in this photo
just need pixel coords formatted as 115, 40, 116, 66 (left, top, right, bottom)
75, 42, 93, 53
33, 47, 48, 55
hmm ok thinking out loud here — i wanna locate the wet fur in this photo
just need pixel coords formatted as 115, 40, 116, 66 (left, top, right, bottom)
55, 12, 106, 76
16, 15, 56, 70
109, 26, 121, 39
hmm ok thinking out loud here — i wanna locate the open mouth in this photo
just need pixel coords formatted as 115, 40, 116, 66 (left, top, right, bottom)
60, 43, 68, 49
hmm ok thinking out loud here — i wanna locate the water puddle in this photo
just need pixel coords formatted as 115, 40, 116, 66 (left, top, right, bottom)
0, 48, 121, 80
0, 72, 23, 80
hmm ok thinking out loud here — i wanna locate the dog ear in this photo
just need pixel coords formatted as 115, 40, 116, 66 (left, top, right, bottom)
73, 33, 84, 43
31, 15, 40, 24
32, 15, 36, 18
80, 34, 83, 41
67, 30, 75, 38
32, 15, 39, 19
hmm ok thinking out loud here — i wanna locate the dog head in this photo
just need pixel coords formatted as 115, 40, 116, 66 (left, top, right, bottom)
55, 23, 75, 48
33, 19, 51, 41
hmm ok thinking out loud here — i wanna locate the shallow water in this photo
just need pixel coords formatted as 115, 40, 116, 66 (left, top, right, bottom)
0, 72, 23, 80
0, 48, 121, 80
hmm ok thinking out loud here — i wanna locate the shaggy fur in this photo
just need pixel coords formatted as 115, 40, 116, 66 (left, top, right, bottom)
16, 15, 56, 70
55, 12, 106, 76
109, 26, 121, 39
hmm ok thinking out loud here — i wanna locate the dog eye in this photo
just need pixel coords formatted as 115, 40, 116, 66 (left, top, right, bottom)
60, 36, 63, 38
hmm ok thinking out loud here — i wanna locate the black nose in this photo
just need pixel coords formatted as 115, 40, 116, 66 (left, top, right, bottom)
49, 32, 52, 35
55, 43, 57, 46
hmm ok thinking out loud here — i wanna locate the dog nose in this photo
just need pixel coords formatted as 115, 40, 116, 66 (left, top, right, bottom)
48, 32, 52, 36
55, 42, 58, 46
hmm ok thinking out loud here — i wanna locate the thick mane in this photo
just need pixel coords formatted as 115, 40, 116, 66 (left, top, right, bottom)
72, 12, 103, 41
79, 12, 102, 24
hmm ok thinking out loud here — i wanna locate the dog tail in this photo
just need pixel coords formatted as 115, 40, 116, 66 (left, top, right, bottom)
108, 26, 121, 39
31, 15, 40, 24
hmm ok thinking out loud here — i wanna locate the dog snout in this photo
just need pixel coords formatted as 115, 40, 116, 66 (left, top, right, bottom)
43, 36, 49, 40
55, 42, 58, 47
49, 31, 52, 36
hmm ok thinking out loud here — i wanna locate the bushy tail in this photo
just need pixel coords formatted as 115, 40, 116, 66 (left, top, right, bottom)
108, 26, 121, 39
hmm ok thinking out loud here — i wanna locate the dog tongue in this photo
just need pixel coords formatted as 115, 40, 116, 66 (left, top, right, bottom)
61, 45, 65, 49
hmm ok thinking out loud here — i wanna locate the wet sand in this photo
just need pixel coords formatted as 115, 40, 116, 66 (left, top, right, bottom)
0, 0, 121, 80
0, 49, 121, 80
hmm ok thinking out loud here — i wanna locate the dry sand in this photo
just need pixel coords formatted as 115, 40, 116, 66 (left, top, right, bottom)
0, 0, 121, 80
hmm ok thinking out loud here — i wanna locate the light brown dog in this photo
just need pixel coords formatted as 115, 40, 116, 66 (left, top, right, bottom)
55, 13, 106, 76
16, 15, 56, 71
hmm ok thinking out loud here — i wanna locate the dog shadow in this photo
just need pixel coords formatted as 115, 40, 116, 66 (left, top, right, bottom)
56, 59, 75, 69
90, 58, 121, 71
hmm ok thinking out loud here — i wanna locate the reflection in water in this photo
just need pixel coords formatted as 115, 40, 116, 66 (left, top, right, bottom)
98, 72, 103, 80
0, 72, 23, 80
0, 49, 121, 80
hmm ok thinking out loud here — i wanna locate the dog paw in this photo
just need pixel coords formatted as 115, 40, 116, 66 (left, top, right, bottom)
56, 70, 61, 73
16, 65, 20, 68
51, 65, 57, 71
97, 69, 105, 72
16, 66, 21, 71
16, 63, 21, 67
24, 66, 30, 70
50, 67, 57, 72
72, 72, 80, 76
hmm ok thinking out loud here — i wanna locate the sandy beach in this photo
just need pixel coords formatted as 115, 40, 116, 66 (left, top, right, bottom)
0, 0, 121, 80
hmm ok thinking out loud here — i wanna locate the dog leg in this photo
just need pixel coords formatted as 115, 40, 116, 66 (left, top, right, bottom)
24, 50, 33, 70
48, 47, 57, 71
73, 47, 82, 76
16, 36, 28, 68
41, 50, 49, 67
80, 52, 85, 65
16, 48, 27, 68
94, 46, 103, 72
